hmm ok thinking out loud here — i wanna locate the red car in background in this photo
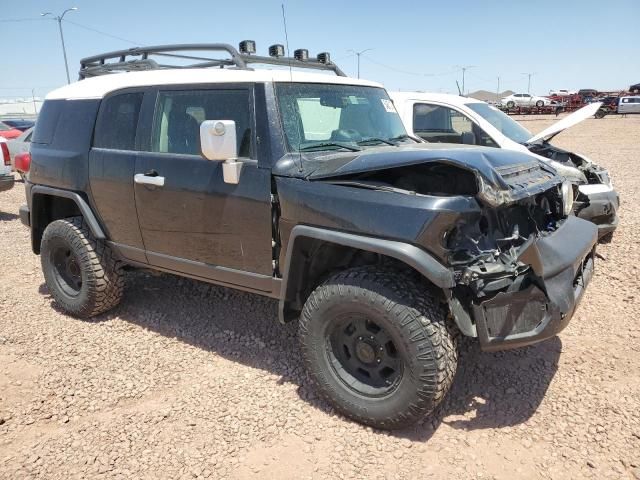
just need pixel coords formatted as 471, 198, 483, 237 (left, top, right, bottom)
0, 121, 22, 140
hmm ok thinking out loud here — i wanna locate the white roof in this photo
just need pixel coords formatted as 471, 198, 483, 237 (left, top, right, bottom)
46, 68, 382, 100
390, 91, 483, 106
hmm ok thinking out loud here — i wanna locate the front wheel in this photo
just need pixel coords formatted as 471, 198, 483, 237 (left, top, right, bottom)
506, 100, 516, 109
41, 216, 124, 318
536, 100, 545, 107
299, 266, 458, 429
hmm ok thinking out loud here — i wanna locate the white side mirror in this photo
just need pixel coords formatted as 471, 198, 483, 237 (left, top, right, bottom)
200, 120, 243, 184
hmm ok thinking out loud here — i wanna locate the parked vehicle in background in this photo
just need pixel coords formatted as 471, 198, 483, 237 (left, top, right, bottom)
595, 96, 640, 118
2, 119, 36, 132
0, 121, 22, 140
501, 93, 553, 108
629, 83, 640, 94
549, 89, 576, 96
390, 91, 619, 239
578, 89, 599, 99
0, 138, 15, 192
19, 42, 598, 430
617, 96, 640, 114
7, 127, 33, 171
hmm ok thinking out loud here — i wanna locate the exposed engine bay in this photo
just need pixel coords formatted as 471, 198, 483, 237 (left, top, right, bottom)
527, 142, 611, 186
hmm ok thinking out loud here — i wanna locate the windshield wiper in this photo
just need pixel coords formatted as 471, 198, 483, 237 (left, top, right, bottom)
389, 134, 419, 143
357, 137, 397, 146
299, 142, 361, 152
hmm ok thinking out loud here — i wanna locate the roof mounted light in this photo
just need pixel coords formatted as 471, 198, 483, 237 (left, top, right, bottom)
238, 40, 256, 55
269, 44, 285, 58
294, 49, 309, 61
316, 52, 331, 64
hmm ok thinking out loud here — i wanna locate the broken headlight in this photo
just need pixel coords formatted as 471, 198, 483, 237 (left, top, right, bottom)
561, 180, 574, 216
477, 176, 511, 207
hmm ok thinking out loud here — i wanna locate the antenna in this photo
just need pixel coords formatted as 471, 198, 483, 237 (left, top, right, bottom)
281, 3, 304, 173
455, 80, 462, 96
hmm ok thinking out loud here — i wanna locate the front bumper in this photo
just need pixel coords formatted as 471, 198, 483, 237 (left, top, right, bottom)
574, 184, 619, 238
470, 216, 597, 352
0, 173, 14, 192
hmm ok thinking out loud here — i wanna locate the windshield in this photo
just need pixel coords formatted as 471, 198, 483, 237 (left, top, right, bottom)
466, 102, 532, 144
276, 83, 408, 152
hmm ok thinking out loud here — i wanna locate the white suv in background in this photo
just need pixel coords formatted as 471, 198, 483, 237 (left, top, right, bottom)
1, 138, 15, 193
501, 93, 553, 108
389, 91, 619, 238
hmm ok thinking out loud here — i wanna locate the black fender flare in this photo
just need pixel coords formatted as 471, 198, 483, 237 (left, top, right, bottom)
30, 185, 106, 240
278, 225, 455, 323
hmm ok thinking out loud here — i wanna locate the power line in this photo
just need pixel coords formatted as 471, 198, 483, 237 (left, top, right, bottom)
62, 19, 139, 45
360, 54, 457, 78
0, 17, 47, 23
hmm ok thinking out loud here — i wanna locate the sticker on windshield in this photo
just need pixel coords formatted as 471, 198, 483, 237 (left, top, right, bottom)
380, 98, 397, 113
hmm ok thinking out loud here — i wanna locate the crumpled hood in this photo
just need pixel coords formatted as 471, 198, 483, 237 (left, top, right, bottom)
273, 143, 560, 194
527, 102, 602, 143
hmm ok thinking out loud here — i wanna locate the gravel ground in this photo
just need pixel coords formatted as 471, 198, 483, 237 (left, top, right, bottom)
1, 115, 639, 480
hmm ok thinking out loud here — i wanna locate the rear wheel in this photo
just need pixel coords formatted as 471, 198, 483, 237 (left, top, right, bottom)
299, 266, 458, 429
506, 100, 515, 109
41, 216, 124, 318
595, 108, 607, 119
536, 100, 545, 107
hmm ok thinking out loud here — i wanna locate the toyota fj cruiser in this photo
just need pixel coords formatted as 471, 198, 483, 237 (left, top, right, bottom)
19, 43, 597, 429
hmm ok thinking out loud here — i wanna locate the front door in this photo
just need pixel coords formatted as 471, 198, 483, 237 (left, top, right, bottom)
133, 85, 274, 291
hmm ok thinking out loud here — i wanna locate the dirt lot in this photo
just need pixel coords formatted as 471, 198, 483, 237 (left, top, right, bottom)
1, 115, 639, 480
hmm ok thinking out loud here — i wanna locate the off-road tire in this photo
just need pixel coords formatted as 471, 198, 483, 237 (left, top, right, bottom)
41, 216, 124, 318
299, 266, 458, 430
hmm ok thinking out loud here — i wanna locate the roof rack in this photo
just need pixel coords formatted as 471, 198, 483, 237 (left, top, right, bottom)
78, 42, 346, 80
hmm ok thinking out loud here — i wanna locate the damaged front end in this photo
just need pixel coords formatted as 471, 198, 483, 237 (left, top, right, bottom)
526, 143, 619, 237
446, 181, 597, 351
285, 145, 598, 351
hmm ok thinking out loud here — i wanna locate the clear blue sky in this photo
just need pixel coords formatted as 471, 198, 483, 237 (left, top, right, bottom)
1, 0, 638, 100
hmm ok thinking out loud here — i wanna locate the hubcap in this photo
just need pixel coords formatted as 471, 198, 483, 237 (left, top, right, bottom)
327, 314, 403, 397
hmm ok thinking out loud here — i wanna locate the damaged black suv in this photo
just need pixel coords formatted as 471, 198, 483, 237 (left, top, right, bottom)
19, 44, 598, 429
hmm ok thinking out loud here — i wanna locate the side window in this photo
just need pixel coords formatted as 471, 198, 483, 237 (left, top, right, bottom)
94, 92, 143, 150
152, 89, 252, 157
413, 103, 498, 147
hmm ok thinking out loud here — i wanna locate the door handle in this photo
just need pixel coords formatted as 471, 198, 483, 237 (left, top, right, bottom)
134, 173, 165, 187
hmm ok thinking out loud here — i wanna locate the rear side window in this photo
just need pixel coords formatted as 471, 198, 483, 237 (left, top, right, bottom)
151, 89, 253, 157
94, 93, 143, 150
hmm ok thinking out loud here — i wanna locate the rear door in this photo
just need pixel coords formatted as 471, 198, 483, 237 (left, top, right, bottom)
89, 90, 146, 263
133, 84, 274, 290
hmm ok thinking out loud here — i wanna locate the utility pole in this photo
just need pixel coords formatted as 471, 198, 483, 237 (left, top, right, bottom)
42, 7, 78, 84
521, 72, 536, 94
31, 89, 37, 115
348, 49, 373, 79
457, 65, 477, 95
496, 76, 500, 103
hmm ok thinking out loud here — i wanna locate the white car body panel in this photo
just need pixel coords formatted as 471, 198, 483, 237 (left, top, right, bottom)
527, 102, 602, 143
46, 69, 382, 101
1, 138, 12, 176
389, 91, 604, 187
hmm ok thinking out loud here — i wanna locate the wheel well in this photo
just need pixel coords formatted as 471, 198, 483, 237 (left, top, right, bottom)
280, 237, 442, 323
31, 193, 82, 254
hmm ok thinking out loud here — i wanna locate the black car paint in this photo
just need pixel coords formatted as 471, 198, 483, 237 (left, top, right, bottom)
22, 80, 598, 351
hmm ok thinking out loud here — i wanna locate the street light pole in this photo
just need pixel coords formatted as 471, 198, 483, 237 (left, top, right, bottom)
42, 7, 78, 84
348, 48, 373, 79
521, 72, 536, 94
457, 65, 477, 95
